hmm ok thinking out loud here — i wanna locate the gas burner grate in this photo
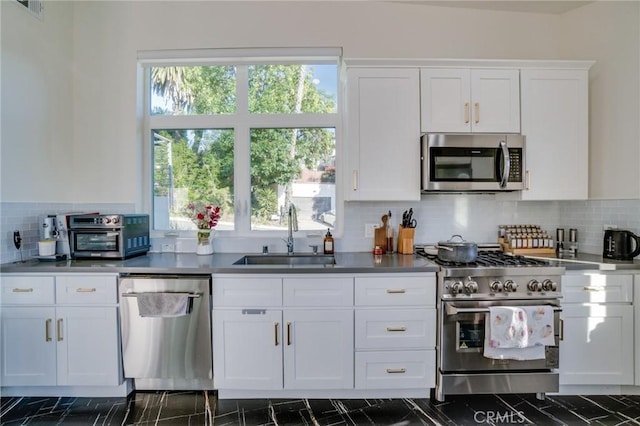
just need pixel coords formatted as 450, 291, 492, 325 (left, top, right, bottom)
417, 250, 551, 267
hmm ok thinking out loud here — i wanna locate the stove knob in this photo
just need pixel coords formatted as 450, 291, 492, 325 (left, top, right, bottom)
504, 280, 518, 292
450, 281, 464, 294
465, 280, 478, 294
542, 279, 557, 292
104, 217, 111, 224
527, 279, 542, 292
112, 216, 120, 224
490, 281, 503, 292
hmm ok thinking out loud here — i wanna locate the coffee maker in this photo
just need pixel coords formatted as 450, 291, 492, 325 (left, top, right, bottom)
603, 229, 640, 261
41, 214, 73, 257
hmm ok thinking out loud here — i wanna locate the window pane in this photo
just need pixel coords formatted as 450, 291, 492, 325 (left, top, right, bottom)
153, 129, 235, 231
248, 64, 337, 114
150, 66, 236, 115
249, 128, 336, 231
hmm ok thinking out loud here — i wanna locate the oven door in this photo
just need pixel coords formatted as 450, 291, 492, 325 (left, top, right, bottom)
440, 299, 561, 372
70, 229, 123, 258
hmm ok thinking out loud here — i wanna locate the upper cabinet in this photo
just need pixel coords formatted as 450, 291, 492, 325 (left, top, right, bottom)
344, 67, 421, 201
420, 68, 520, 133
518, 69, 589, 200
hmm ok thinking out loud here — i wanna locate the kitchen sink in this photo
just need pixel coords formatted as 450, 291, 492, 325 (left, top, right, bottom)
233, 254, 336, 266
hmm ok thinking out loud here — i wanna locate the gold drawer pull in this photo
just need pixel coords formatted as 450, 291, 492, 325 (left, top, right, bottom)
274, 322, 279, 346
386, 368, 406, 374
583, 286, 605, 292
386, 326, 407, 332
57, 318, 63, 342
13, 288, 33, 293
45, 319, 52, 342
386, 289, 406, 294
75, 288, 97, 293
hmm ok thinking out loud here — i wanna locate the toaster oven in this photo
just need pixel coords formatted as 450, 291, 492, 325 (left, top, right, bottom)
69, 214, 150, 259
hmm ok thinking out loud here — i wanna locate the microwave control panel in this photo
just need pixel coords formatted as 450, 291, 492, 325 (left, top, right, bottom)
508, 149, 522, 182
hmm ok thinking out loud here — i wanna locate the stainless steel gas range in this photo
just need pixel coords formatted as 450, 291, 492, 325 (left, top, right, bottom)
416, 250, 565, 402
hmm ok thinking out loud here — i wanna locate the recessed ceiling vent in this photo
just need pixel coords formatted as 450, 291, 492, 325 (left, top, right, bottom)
16, 0, 43, 20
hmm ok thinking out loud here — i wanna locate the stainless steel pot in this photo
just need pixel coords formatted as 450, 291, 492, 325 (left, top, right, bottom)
436, 235, 478, 263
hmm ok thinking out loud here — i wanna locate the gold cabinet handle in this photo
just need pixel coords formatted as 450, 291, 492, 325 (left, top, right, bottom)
57, 318, 63, 342
386, 326, 407, 332
464, 102, 470, 123
13, 288, 33, 293
352, 170, 358, 191
583, 286, 605, 292
45, 319, 52, 342
287, 322, 292, 346
560, 318, 564, 341
75, 288, 96, 293
386, 368, 406, 374
274, 322, 279, 346
386, 289, 406, 294
474, 102, 480, 124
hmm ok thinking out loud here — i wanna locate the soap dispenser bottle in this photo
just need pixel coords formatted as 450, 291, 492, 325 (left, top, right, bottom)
323, 229, 334, 254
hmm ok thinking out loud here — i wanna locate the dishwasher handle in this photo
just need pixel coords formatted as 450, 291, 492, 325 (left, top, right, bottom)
121, 292, 201, 298
119, 274, 211, 280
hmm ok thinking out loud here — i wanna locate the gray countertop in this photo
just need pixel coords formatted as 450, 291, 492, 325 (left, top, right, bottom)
523, 252, 640, 271
0, 252, 439, 274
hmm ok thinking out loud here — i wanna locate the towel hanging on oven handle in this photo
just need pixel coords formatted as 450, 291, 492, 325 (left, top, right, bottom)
446, 304, 561, 316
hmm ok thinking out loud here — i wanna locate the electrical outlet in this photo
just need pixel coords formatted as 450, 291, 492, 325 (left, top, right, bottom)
161, 243, 175, 252
364, 223, 377, 238
603, 224, 618, 230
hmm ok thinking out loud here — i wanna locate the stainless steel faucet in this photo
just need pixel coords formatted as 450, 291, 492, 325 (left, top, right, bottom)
285, 203, 298, 254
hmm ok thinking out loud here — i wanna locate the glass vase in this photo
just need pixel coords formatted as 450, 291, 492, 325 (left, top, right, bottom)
196, 228, 213, 255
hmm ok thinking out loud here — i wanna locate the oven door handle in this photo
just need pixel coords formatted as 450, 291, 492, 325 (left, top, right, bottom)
445, 305, 562, 316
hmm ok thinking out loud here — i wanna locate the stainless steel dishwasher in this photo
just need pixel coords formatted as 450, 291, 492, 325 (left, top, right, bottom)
119, 274, 213, 390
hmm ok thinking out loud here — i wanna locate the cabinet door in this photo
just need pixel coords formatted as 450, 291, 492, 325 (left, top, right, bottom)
0, 307, 57, 386
559, 304, 634, 385
213, 309, 283, 390
56, 307, 120, 386
421, 68, 471, 132
283, 309, 353, 389
520, 69, 588, 200
471, 69, 520, 133
345, 68, 420, 201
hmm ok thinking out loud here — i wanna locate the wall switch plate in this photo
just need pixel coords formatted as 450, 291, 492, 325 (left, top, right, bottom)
364, 223, 377, 238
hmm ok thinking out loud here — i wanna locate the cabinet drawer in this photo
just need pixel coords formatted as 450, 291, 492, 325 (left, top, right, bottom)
355, 309, 435, 349
355, 275, 435, 306
562, 273, 632, 303
355, 350, 435, 389
283, 277, 353, 306
212, 277, 282, 307
1, 276, 55, 304
56, 275, 117, 304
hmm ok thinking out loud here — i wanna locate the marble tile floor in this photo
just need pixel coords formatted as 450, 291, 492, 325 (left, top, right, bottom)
2, 392, 640, 426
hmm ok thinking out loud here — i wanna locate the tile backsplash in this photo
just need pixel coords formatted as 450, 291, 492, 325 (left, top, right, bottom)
1, 198, 638, 264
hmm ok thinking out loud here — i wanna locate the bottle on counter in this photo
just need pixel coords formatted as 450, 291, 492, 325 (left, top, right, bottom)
323, 229, 334, 254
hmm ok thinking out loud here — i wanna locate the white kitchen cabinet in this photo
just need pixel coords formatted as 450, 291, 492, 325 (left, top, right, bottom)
635, 274, 640, 386
0, 274, 122, 390
344, 68, 420, 201
212, 275, 354, 393
518, 69, 589, 200
420, 68, 520, 133
559, 272, 634, 386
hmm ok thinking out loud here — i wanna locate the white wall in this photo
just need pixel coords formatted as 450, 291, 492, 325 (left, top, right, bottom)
557, 1, 640, 199
0, 0, 75, 202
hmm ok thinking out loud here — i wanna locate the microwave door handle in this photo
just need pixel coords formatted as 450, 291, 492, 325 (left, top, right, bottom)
498, 140, 509, 189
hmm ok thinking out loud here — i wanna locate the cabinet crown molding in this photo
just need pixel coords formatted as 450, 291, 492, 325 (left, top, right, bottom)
343, 58, 595, 70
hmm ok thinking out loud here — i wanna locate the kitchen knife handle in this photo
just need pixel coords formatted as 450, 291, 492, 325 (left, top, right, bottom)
474, 102, 480, 123
352, 170, 358, 191
464, 103, 470, 124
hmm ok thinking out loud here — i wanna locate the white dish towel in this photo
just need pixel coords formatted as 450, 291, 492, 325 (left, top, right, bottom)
483, 306, 555, 361
136, 292, 192, 318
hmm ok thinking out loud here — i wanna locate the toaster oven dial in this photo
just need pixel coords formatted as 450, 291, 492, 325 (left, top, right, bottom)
504, 280, 518, 292
450, 281, 464, 294
464, 280, 478, 294
527, 279, 542, 292
542, 279, 557, 292
490, 280, 503, 292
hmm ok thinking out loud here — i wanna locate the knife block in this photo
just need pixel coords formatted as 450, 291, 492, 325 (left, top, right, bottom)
397, 226, 415, 254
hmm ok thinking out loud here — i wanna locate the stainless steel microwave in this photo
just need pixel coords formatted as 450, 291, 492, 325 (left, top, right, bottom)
69, 214, 150, 259
421, 133, 525, 192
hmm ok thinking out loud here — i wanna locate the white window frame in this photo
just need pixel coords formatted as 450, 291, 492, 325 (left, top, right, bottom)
138, 47, 343, 238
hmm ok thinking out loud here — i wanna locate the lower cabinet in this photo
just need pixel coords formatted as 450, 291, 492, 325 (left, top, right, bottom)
559, 272, 635, 386
0, 274, 122, 392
